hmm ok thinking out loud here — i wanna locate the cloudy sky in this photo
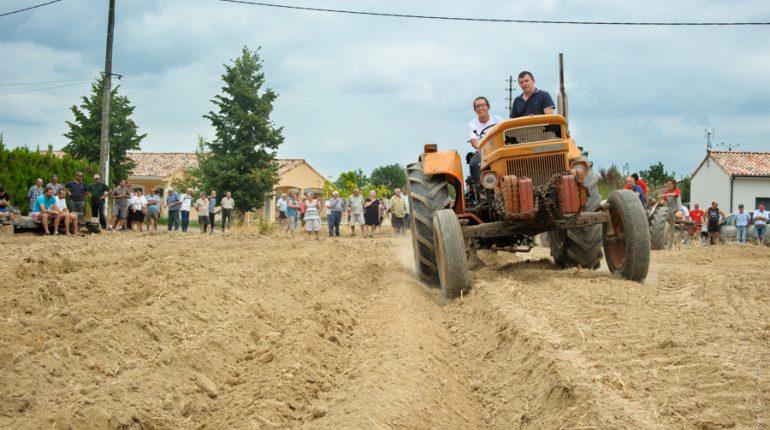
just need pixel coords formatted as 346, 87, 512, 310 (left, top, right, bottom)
1, 0, 768, 181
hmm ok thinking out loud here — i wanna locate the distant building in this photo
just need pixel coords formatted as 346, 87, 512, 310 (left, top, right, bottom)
690, 151, 770, 212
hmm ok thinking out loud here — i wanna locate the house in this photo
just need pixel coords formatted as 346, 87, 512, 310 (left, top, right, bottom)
690, 151, 770, 212
126, 152, 326, 219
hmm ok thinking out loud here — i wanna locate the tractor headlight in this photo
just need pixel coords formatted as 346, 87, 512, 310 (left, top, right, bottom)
481, 171, 499, 189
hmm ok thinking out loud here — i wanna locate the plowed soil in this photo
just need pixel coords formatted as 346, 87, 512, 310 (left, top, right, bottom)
1, 231, 768, 429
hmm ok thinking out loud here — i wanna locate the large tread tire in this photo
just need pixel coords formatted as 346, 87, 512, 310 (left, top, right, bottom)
432, 209, 469, 298
548, 158, 602, 269
407, 162, 452, 286
649, 205, 674, 250
603, 190, 650, 282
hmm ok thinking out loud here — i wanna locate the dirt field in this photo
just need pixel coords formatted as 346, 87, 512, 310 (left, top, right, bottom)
1, 229, 768, 429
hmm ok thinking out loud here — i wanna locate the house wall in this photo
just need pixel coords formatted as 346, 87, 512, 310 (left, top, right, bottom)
690, 160, 730, 210
732, 177, 770, 213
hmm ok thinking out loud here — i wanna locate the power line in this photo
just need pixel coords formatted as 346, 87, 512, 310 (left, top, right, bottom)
0, 78, 92, 87
217, 0, 770, 26
0, 81, 89, 96
0, 0, 63, 18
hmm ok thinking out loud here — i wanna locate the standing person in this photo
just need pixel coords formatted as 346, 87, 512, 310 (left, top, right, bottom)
363, 190, 381, 238
207, 191, 217, 234
166, 188, 182, 231
276, 193, 288, 227
53, 188, 78, 236
180, 188, 193, 233
195, 192, 210, 234
285, 190, 299, 237
46, 174, 63, 195
347, 188, 365, 237
689, 203, 705, 244
65, 172, 88, 223
326, 191, 344, 238
510, 71, 556, 118
706, 201, 726, 246
388, 188, 407, 236
144, 188, 161, 232
303, 191, 321, 240
468, 96, 504, 188
732, 204, 751, 244
31, 187, 59, 235
753, 203, 768, 244
88, 174, 109, 229
221, 191, 234, 232
110, 179, 131, 231
660, 180, 681, 213
27, 178, 44, 214
129, 189, 147, 232
625, 177, 646, 207
631, 174, 649, 207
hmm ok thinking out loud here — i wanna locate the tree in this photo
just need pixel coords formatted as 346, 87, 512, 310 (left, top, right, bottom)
62, 77, 145, 185
638, 162, 675, 188
198, 46, 283, 212
370, 163, 407, 192
335, 169, 368, 191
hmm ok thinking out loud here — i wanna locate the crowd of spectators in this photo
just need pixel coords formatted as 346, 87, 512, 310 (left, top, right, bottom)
0, 173, 238, 236
274, 187, 411, 240
624, 175, 767, 246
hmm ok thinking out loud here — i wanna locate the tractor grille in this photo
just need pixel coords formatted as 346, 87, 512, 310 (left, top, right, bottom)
506, 153, 568, 187
504, 125, 562, 146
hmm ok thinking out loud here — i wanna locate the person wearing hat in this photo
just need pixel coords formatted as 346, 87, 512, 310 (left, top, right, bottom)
87, 173, 109, 229
706, 201, 725, 245
165, 187, 182, 231
733, 203, 751, 244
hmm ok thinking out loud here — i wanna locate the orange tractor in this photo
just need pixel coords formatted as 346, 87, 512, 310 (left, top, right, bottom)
407, 55, 650, 298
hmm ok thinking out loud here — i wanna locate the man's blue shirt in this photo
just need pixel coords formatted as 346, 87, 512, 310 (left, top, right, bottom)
510, 88, 555, 118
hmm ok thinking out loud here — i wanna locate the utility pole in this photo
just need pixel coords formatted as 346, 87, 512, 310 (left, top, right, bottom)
505, 75, 514, 117
99, 0, 116, 185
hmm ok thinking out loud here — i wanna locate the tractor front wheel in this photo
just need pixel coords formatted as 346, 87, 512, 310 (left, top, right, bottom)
432, 209, 469, 298
602, 190, 650, 282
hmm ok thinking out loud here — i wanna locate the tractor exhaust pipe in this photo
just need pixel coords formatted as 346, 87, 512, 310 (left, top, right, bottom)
557, 53, 569, 123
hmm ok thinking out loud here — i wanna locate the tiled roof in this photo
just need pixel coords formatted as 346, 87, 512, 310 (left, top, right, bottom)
127, 152, 199, 177
126, 152, 321, 180
704, 151, 770, 177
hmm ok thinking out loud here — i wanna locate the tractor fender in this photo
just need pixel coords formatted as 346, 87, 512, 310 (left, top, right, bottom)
419, 149, 466, 214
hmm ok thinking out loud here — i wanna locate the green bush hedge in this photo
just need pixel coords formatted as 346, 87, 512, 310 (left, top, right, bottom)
0, 142, 97, 214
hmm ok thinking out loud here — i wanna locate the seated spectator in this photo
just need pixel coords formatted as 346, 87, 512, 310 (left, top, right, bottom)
30, 187, 59, 235
54, 188, 78, 236
0, 186, 13, 221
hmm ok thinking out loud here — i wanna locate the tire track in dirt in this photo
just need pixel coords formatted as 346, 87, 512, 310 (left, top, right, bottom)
445, 245, 770, 429
305, 237, 487, 429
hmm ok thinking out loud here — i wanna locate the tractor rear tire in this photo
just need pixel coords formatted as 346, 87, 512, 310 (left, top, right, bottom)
603, 190, 650, 282
432, 209, 469, 298
548, 159, 602, 269
407, 162, 452, 286
649, 205, 674, 250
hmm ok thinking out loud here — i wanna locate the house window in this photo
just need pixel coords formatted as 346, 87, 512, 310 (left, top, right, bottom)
756, 197, 770, 209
